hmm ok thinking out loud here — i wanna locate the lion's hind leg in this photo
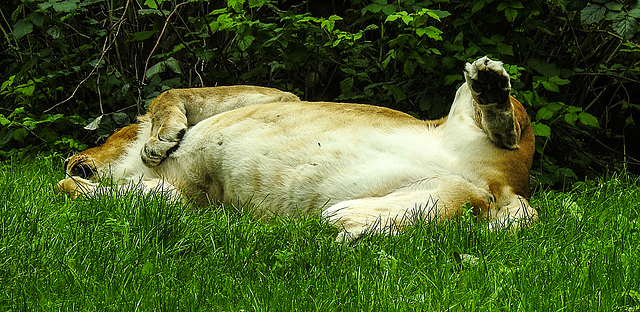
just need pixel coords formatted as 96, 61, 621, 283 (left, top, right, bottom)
322, 176, 494, 242
488, 194, 538, 231
464, 56, 511, 106
464, 56, 521, 149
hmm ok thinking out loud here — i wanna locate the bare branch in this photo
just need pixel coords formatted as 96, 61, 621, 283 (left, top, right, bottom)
142, 2, 189, 83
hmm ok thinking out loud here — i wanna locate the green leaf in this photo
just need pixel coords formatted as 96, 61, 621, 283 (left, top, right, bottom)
432, 10, 451, 19
471, 0, 486, 14
46, 26, 62, 39
566, 106, 582, 113
424, 11, 439, 21
12, 19, 33, 39
519, 91, 534, 106
505, 8, 518, 22
541, 81, 560, 92
248, 0, 274, 8
385, 85, 406, 103
578, 112, 600, 128
321, 19, 335, 32
362, 3, 382, 13
164, 57, 182, 74
496, 43, 514, 55
1, 75, 15, 93
403, 61, 418, 76
549, 76, 571, 86
548, 76, 571, 85
9, 107, 25, 118
228, 0, 245, 12
21, 85, 35, 96
131, 30, 158, 42
237, 35, 255, 51
53, 0, 79, 12
381, 55, 393, 69
401, 15, 413, 25
564, 0, 588, 11
12, 128, 28, 143
29, 12, 45, 27
416, 26, 443, 40
581, 4, 606, 24
564, 113, 578, 125
0, 115, 9, 126
528, 59, 561, 77
146, 62, 165, 78
444, 74, 462, 86
629, 8, 640, 18
612, 15, 638, 40
605, 2, 623, 11
558, 167, 578, 180
547, 102, 565, 111
385, 14, 400, 22
531, 122, 551, 138
144, 0, 157, 9
510, 1, 525, 9
381, 4, 396, 15
268, 61, 286, 73
625, 115, 635, 127
112, 112, 129, 125
536, 107, 554, 120
340, 77, 354, 94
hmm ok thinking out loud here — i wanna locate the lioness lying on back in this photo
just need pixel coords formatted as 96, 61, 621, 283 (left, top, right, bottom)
58, 57, 537, 240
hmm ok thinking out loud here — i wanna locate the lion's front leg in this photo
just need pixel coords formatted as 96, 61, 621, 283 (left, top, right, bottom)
56, 176, 99, 199
140, 87, 300, 167
141, 90, 189, 167
464, 56, 521, 149
56, 176, 183, 202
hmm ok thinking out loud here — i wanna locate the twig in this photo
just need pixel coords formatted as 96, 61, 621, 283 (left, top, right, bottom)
573, 72, 640, 84
559, 126, 640, 165
142, 2, 189, 82
194, 61, 205, 86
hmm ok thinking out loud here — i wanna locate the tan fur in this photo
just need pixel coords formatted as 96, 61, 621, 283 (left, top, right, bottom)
142, 86, 300, 166
63, 86, 299, 179
58, 57, 537, 241
63, 124, 141, 179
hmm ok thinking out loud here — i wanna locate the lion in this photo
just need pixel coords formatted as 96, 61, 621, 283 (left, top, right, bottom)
57, 57, 537, 241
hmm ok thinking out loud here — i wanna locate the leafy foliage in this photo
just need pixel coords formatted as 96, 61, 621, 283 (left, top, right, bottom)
1, 0, 639, 186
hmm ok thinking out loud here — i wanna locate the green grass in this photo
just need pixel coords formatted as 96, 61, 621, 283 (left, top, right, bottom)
2, 156, 640, 311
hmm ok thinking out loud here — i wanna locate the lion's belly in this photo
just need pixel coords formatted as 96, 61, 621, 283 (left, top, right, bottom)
170, 106, 458, 216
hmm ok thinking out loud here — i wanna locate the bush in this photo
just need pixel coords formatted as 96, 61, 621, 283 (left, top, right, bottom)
1, 0, 639, 187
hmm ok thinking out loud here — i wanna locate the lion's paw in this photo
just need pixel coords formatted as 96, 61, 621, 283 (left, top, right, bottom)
464, 56, 511, 105
56, 176, 97, 199
141, 127, 186, 167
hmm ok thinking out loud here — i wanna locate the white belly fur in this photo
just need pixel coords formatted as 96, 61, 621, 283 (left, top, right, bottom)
162, 98, 493, 217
